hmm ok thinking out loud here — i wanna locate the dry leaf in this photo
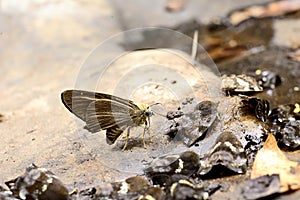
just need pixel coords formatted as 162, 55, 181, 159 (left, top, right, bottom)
288, 49, 300, 62
229, 0, 300, 25
208, 46, 247, 61
165, 0, 185, 12
251, 134, 300, 192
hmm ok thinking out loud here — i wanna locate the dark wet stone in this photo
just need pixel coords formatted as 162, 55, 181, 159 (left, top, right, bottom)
220, 96, 268, 166
268, 104, 300, 127
198, 131, 247, 178
181, 97, 194, 105
0, 192, 18, 200
268, 104, 300, 150
165, 174, 209, 200
221, 74, 263, 94
166, 99, 218, 147
166, 110, 184, 120
253, 69, 281, 89
278, 120, 300, 150
77, 176, 165, 200
145, 151, 200, 186
242, 174, 280, 200
5, 163, 69, 200
78, 183, 113, 199
79, 187, 97, 196
0, 186, 18, 200
241, 96, 270, 123
137, 187, 165, 200
243, 133, 267, 165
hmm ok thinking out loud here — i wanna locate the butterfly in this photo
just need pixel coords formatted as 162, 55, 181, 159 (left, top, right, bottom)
61, 90, 154, 150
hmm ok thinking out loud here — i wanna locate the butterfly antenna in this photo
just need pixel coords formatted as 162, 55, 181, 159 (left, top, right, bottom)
149, 102, 162, 107
152, 110, 166, 117
148, 102, 166, 117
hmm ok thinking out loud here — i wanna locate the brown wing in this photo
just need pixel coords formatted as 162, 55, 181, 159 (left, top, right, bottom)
61, 90, 145, 133
106, 126, 126, 144
85, 99, 139, 133
61, 90, 140, 121
61, 90, 95, 121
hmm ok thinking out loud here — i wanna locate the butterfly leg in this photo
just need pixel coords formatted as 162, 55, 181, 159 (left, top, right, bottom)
122, 127, 130, 151
147, 116, 152, 143
148, 128, 152, 143
143, 126, 147, 148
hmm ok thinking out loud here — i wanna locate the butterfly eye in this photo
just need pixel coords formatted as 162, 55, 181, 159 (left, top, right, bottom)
145, 110, 153, 117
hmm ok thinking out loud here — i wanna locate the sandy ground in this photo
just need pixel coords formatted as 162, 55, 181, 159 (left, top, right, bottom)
0, 0, 283, 190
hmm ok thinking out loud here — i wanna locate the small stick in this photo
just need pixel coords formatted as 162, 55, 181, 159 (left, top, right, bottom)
191, 30, 198, 65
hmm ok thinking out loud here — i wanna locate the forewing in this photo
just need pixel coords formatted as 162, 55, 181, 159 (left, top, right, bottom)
85, 99, 139, 133
61, 90, 140, 122
61, 90, 97, 121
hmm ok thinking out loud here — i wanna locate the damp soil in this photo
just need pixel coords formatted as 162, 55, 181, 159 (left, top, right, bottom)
60, 16, 300, 199
176, 16, 300, 200
117, 7, 300, 200
2, 1, 300, 200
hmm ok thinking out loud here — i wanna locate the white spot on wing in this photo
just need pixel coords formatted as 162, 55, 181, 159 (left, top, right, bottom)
175, 159, 184, 173
211, 142, 221, 153
224, 141, 237, 153
118, 182, 129, 194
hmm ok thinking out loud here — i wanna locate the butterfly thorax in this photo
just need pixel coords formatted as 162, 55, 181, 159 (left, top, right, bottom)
137, 103, 153, 116
131, 103, 152, 126
136, 103, 148, 111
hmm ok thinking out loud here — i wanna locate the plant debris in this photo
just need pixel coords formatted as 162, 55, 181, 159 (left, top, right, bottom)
76, 176, 165, 200
251, 134, 300, 193
165, 0, 185, 12
268, 103, 300, 150
268, 103, 300, 126
279, 120, 300, 149
0, 185, 18, 200
5, 163, 69, 200
166, 99, 218, 147
288, 48, 300, 62
145, 151, 199, 186
253, 69, 281, 89
166, 110, 184, 120
242, 174, 281, 200
198, 131, 247, 178
165, 175, 209, 200
228, 0, 300, 26
166, 0, 186, 12
240, 96, 270, 123
221, 74, 263, 94
3, 1, 300, 200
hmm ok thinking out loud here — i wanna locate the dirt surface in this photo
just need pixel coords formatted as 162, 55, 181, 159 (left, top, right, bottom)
1, 0, 300, 199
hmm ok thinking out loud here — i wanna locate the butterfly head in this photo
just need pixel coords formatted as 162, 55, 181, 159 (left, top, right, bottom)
137, 103, 153, 117
145, 107, 153, 117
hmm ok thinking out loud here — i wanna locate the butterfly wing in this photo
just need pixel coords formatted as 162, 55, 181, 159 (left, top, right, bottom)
85, 99, 139, 133
61, 90, 140, 121
61, 90, 96, 121
106, 126, 127, 144
61, 90, 145, 144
